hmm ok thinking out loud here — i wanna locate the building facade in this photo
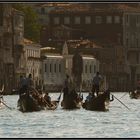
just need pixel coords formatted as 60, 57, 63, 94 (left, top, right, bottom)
24, 39, 42, 87
0, 4, 15, 93
123, 12, 140, 90
37, 3, 140, 91
41, 42, 99, 91
12, 8, 25, 88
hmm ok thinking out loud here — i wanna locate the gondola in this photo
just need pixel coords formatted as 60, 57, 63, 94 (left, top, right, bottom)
82, 90, 114, 111
61, 89, 83, 109
17, 90, 62, 112
17, 93, 42, 112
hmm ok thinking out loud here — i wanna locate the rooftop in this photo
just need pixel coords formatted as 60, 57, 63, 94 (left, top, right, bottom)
23, 38, 41, 47
49, 4, 140, 14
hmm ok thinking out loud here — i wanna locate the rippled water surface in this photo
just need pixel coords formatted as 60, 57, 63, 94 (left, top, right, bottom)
0, 92, 140, 138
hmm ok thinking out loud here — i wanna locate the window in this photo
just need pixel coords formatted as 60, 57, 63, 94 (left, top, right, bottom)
41, 7, 45, 14
54, 17, 60, 25
137, 53, 139, 64
85, 65, 87, 73
50, 64, 52, 73
106, 16, 112, 24
0, 37, 1, 49
75, 16, 80, 24
114, 16, 120, 24
126, 38, 129, 47
0, 5, 3, 26
59, 64, 61, 72
136, 38, 139, 48
126, 33, 129, 47
136, 15, 140, 26
131, 34, 135, 48
94, 65, 96, 73
64, 17, 70, 24
137, 74, 140, 81
95, 16, 102, 24
126, 14, 129, 25
90, 65, 92, 73
85, 16, 91, 24
54, 64, 56, 73
19, 16, 24, 27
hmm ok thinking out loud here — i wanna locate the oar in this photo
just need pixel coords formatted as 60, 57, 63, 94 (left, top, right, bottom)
119, 92, 128, 99
111, 93, 130, 111
46, 91, 63, 110
57, 92, 62, 102
1, 101, 15, 110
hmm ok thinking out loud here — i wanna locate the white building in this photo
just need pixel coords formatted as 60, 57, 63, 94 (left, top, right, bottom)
41, 42, 99, 91
24, 38, 42, 87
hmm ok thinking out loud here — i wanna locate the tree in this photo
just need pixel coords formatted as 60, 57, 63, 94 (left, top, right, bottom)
13, 4, 41, 43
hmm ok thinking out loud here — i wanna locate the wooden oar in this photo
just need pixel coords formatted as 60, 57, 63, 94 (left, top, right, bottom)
45, 92, 62, 110
111, 93, 130, 111
1, 101, 15, 110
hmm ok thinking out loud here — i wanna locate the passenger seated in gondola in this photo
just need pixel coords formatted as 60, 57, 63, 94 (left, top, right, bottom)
86, 92, 95, 102
44, 92, 52, 106
37, 88, 43, 95
104, 89, 114, 101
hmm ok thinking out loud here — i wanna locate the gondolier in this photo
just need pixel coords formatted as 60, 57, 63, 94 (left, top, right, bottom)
72, 49, 83, 91
18, 75, 28, 96
63, 74, 72, 99
92, 72, 103, 96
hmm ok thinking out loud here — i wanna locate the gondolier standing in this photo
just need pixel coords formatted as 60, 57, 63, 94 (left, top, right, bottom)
63, 74, 72, 99
92, 72, 103, 96
18, 75, 28, 96
26, 73, 34, 91
72, 48, 83, 91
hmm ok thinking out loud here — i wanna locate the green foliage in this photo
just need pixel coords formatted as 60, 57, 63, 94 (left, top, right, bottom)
13, 4, 41, 43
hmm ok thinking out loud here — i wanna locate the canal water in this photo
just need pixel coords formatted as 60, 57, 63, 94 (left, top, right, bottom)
0, 92, 140, 138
